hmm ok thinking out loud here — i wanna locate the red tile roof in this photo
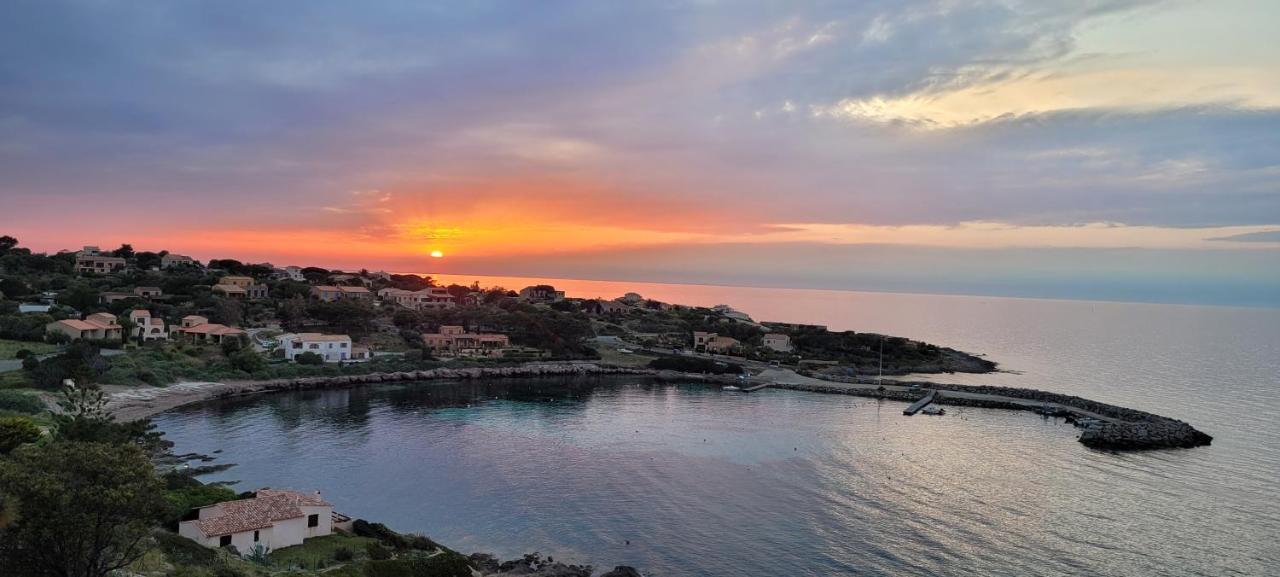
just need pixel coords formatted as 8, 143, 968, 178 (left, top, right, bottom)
193, 490, 331, 537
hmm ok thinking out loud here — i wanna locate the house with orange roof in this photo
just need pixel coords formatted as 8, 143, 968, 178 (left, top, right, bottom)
214, 275, 267, 299
178, 489, 335, 552
422, 325, 511, 358
171, 315, 246, 344
46, 312, 123, 341
377, 287, 455, 310
310, 285, 372, 302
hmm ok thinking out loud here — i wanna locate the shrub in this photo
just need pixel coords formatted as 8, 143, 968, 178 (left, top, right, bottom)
364, 554, 473, 577
13, 349, 33, 359
333, 547, 354, 562
295, 351, 325, 365
648, 356, 744, 374
0, 390, 44, 414
0, 416, 42, 454
366, 542, 393, 561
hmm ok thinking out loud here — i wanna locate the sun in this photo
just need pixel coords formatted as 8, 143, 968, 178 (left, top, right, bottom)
429, 250, 444, 258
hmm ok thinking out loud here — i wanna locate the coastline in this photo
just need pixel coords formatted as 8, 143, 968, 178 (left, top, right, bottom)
105, 362, 1211, 451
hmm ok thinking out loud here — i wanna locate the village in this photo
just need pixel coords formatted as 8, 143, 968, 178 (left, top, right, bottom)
4, 240, 946, 392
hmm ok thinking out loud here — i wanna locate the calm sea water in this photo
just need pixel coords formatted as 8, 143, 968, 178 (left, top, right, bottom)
154, 280, 1280, 576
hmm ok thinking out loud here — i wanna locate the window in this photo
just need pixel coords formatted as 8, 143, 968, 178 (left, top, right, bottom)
220, 535, 232, 547
253, 530, 260, 542
307, 514, 319, 528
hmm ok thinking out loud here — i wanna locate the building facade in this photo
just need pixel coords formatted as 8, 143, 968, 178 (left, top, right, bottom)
276, 333, 368, 362
178, 489, 334, 554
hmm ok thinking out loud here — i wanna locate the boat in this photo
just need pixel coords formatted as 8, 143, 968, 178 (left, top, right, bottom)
920, 405, 946, 416
722, 385, 741, 391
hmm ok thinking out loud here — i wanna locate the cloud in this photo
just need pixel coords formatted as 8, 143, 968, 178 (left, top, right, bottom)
1207, 230, 1280, 243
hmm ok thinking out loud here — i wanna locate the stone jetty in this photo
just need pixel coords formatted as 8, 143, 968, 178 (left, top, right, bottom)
768, 380, 1212, 451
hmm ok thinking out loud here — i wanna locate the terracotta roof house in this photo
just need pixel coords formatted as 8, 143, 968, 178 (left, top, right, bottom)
46, 312, 123, 341
99, 291, 139, 304
518, 285, 565, 303
160, 254, 198, 269
172, 315, 246, 344
178, 489, 334, 553
134, 286, 163, 298
377, 287, 455, 310
422, 325, 511, 358
582, 298, 631, 316
310, 285, 371, 302
693, 331, 741, 354
75, 253, 126, 275
214, 276, 268, 299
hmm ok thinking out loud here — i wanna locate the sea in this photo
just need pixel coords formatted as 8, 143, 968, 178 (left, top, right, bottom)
153, 276, 1280, 576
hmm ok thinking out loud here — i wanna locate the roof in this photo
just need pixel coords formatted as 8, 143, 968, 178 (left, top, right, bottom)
213, 284, 247, 293
193, 490, 330, 537
178, 323, 245, 336
55, 319, 101, 331
288, 333, 351, 342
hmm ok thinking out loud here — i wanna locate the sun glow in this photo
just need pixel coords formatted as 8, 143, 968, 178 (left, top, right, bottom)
430, 250, 444, 258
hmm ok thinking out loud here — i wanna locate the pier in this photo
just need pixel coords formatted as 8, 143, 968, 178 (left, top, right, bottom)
902, 390, 937, 415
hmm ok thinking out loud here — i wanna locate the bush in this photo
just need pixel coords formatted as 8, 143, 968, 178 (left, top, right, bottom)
295, 351, 325, 365
13, 348, 33, 359
364, 554, 473, 577
164, 484, 240, 526
366, 542, 393, 561
334, 547, 354, 562
0, 390, 44, 413
0, 416, 42, 454
648, 356, 744, 374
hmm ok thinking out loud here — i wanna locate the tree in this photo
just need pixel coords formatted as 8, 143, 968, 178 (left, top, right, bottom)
117, 314, 136, 346
110, 243, 135, 259
209, 296, 243, 326
0, 441, 168, 577
0, 235, 17, 255
0, 417, 42, 454
228, 348, 266, 373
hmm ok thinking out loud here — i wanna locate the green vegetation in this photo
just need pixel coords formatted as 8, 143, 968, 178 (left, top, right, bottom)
0, 338, 57, 359
271, 534, 377, 571
0, 390, 45, 414
0, 416, 41, 454
649, 356, 744, 374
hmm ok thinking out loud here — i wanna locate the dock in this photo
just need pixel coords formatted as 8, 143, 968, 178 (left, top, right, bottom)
902, 390, 937, 416
742, 382, 773, 392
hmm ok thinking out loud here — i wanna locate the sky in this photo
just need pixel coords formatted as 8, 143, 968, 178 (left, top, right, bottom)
1, 0, 1278, 306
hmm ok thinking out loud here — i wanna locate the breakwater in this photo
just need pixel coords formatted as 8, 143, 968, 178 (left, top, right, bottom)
770, 380, 1212, 451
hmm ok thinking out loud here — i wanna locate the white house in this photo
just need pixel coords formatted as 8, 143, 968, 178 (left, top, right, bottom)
178, 489, 333, 553
129, 309, 168, 341
762, 333, 792, 353
277, 333, 368, 362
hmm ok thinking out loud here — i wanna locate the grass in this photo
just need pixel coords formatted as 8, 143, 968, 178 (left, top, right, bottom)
271, 533, 378, 571
0, 338, 57, 359
592, 344, 658, 368
0, 370, 34, 390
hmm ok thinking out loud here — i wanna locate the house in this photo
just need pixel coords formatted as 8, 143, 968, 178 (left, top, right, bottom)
171, 315, 246, 344
271, 266, 306, 281
276, 333, 369, 363
618, 292, 645, 305
99, 291, 139, 304
134, 286, 163, 299
310, 285, 372, 302
762, 333, 792, 353
161, 254, 197, 269
712, 304, 753, 322
422, 326, 511, 358
518, 285, 565, 303
214, 276, 268, 299
178, 489, 334, 553
693, 331, 740, 354
328, 273, 372, 287
582, 298, 631, 315
46, 313, 123, 341
75, 254, 126, 275
377, 287, 455, 310
129, 309, 168, 341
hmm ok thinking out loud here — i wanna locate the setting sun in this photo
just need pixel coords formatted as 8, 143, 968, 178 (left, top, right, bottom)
430, 250, 444, 258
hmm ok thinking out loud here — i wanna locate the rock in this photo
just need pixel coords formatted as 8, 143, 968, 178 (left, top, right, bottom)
600, 567, 642, 577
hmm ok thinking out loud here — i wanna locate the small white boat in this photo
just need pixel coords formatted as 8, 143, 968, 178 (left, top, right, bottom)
617, 348, 633, 354
722, 385, 741, 391
920, 405, 946, 416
